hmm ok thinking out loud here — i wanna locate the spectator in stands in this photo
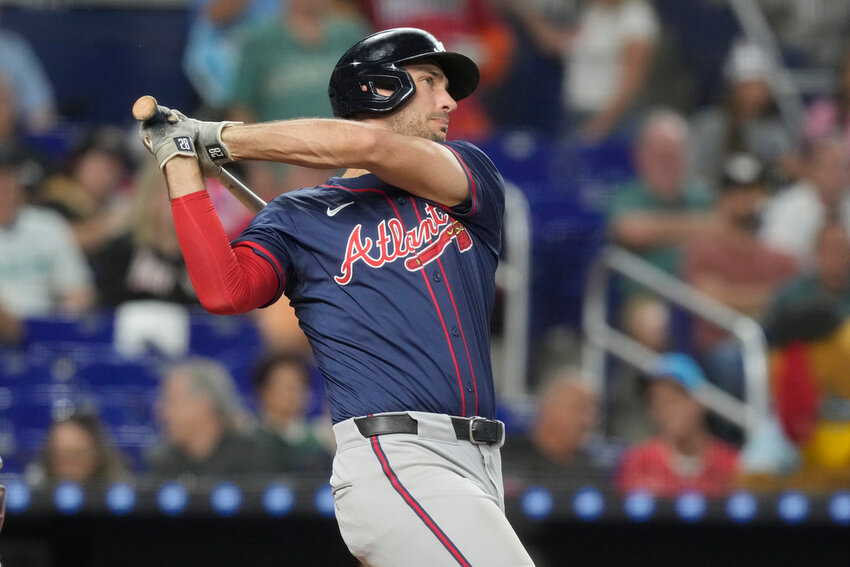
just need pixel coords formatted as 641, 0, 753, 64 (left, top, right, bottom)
682, 153, 797, 401
501, 370, 605, 480
37, 126, 132, 256
0, 74, 50, 195
762, 224, 850, 461
765, 223, 850, 328
607, 108, 715, 281
25, 410, 131, 487
505, 0, 659, 144
759, 134, 850, 270
0, 156, 94, 328
689, 38, 799, 191
89, 162, 197, 308
606, 109, 715, 347
0, 8, 58, 133
183, 0, 282, 117
615, 353, 739, 497
252, 351, 333, 475
764, 292, 850, 489
802, 44, 850, 156
228, 0, 367, 196
146, 357, 274, 479
363, 0, 515, 142
608, 294, 671, 443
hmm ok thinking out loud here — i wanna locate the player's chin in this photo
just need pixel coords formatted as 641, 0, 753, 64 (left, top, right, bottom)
429, 129, 448, 142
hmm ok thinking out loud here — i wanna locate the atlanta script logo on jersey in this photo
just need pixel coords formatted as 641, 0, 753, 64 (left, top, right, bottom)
335, 203, 472, 285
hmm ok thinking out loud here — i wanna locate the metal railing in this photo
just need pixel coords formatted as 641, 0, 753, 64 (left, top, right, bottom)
581, 245, 770, 436
726, 0, 807, 141
494, 182, 532, 403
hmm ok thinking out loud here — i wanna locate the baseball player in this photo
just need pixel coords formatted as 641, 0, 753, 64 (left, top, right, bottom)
138, 27, 535, 567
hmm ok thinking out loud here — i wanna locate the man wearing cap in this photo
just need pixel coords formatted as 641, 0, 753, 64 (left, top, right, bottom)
614, 353, 739, 497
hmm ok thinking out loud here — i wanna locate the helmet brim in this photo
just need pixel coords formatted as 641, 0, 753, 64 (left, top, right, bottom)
395, 51, 480, 102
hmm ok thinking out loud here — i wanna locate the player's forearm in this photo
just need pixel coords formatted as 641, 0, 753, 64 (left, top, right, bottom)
222, 119, 469, 206
163, 155, 208, 200
223, 119, 379, 170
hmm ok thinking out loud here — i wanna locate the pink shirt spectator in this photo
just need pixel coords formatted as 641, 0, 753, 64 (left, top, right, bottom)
683, 235, 797, 353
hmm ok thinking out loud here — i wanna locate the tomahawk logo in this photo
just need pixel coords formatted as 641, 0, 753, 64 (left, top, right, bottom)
335, 204, 473, 285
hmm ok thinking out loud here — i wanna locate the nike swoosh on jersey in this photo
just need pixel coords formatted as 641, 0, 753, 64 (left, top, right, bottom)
327, 201, 355, 217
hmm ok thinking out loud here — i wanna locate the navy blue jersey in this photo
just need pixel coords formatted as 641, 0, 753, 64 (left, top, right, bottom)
233, 141, 504, 423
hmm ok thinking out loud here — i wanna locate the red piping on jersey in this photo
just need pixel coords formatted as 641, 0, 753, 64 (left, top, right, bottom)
437, 260, 479, 416
234, 241, 285, 282
387, 195, 467, 416
410, 197, 479, 416
414, 257, 466, 416
370, 436, 473, 567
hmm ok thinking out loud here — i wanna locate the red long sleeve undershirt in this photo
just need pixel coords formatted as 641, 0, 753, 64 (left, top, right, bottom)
171, 191, 280, 314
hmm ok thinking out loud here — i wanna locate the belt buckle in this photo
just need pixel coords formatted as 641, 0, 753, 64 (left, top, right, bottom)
468, 416, 500, 445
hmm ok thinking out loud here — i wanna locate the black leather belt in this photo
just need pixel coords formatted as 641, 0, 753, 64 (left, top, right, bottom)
354, 413, 504, 445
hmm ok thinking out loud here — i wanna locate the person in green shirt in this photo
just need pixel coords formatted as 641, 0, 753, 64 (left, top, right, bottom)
605, 108, 716, 351
606, 108, 716, 280
228, 0, 368, 194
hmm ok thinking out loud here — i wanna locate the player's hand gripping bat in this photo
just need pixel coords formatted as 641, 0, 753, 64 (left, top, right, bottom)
132, 95, 267, 214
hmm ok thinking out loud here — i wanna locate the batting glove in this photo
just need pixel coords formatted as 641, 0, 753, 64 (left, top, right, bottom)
138, 106, 198, 169
192, 119, 241, 169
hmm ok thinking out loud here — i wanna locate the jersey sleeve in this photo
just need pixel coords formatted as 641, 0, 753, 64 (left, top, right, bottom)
441, 140, 505, 250
231, 196, 299, 293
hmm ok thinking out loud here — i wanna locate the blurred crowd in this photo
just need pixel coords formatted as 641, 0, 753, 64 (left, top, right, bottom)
1, 0, 850, 498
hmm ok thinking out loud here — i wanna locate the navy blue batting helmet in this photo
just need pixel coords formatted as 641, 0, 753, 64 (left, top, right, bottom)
328, 28, 480, 119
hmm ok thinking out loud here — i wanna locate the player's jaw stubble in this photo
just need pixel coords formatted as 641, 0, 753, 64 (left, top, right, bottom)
384, 108, 449, 142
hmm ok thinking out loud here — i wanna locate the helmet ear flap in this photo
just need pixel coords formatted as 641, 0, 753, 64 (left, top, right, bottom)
330, 66, 415, 118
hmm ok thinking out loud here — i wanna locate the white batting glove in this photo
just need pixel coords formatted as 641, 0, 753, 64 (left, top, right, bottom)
138, 106, 198, 169
191, 119, 241, 170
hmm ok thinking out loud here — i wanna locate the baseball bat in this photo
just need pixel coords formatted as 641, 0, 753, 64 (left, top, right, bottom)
132, 95, 267, 214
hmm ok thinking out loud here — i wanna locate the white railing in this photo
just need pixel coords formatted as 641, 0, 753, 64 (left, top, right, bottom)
581, 245, 770, 436
726, 0, 807, 140
494, 182, 532, 403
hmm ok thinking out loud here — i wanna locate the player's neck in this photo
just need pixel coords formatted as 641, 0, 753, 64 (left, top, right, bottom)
341, 168, 371, 178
